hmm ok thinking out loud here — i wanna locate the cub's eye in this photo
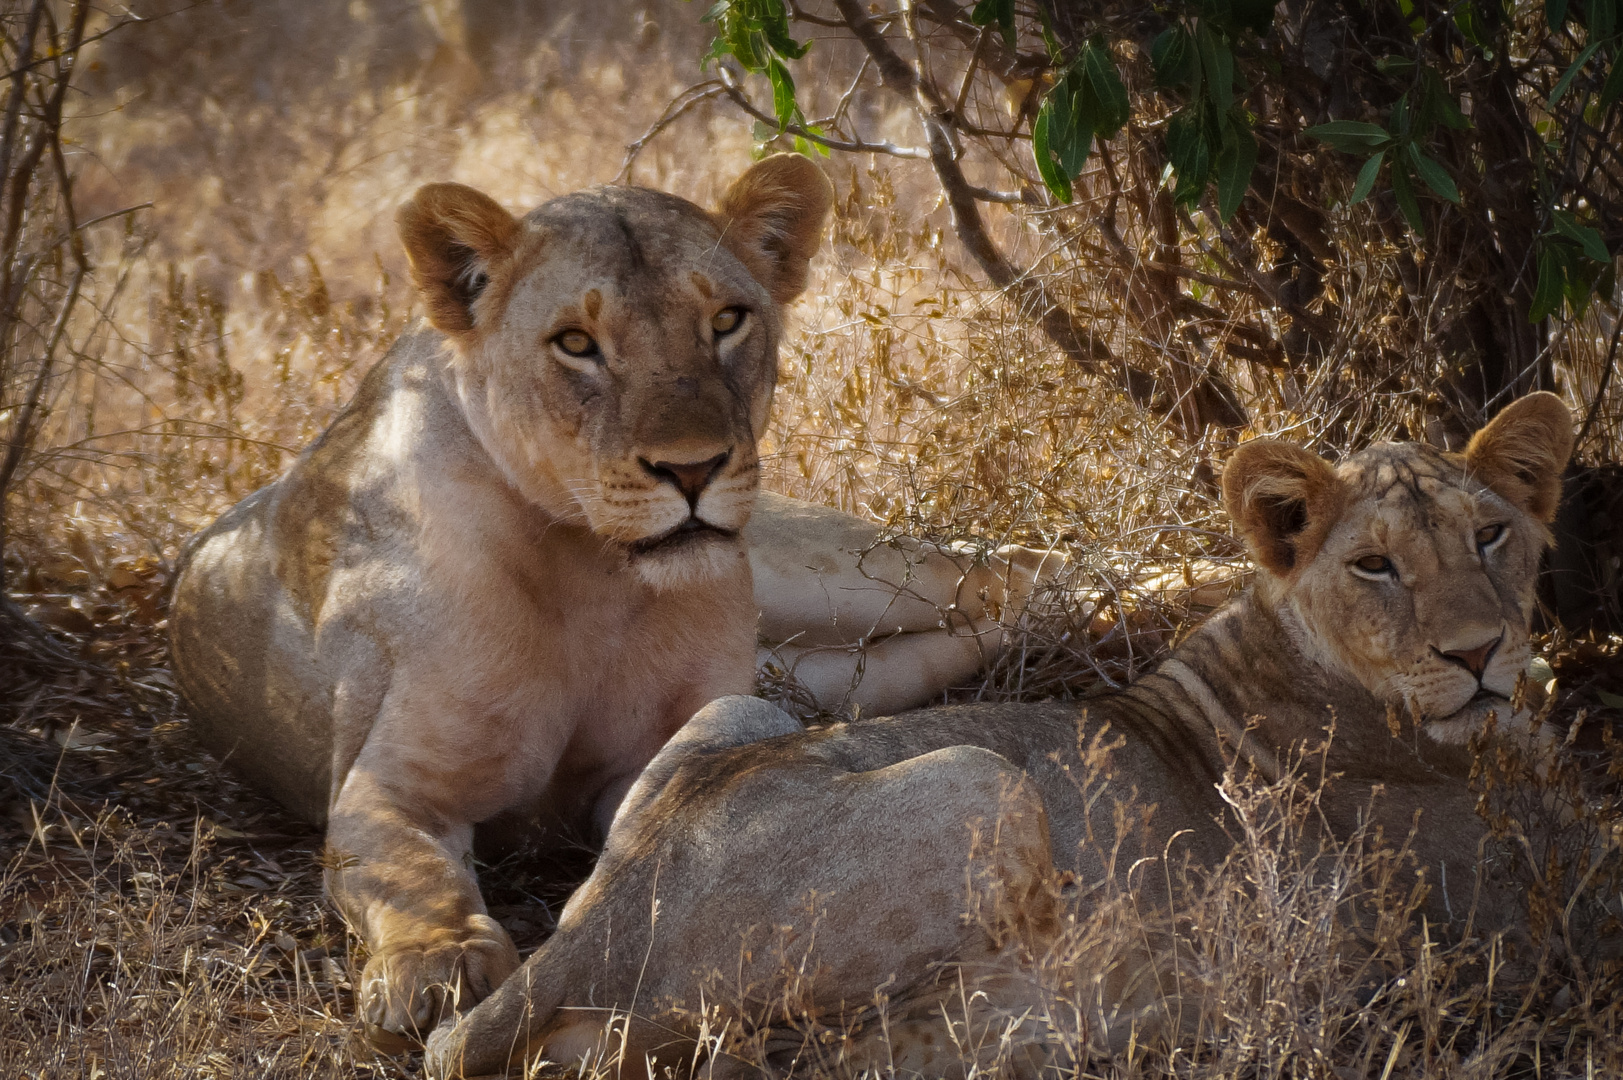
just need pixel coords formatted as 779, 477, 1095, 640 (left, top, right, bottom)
1353, 554, 1394, 576
711, 307, 745, 336
554, 330, 599, 358
1475, 523, 1505, 550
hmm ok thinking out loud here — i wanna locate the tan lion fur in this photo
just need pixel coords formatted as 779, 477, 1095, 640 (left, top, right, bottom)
169, 156, 1071, 1050
425, 394, 1576, 1079
170, 157, 839, 1045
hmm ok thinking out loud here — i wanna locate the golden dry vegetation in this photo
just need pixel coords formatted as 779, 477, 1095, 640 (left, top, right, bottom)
3, 1, 1623, 1077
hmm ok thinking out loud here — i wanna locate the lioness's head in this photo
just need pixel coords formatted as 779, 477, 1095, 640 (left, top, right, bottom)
1223, 393, 1574, 741
395, 156, 833, 588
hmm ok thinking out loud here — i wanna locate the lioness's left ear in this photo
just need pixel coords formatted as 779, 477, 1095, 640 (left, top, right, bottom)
1463, 392, 1573, 523
1222, 440, 1347, 578
714, 154, 834, 305
397, 182, 520, 337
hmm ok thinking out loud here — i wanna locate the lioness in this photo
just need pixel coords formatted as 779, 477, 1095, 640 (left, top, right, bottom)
170, 157, 1062, 1046
426, 393, 1576, 1079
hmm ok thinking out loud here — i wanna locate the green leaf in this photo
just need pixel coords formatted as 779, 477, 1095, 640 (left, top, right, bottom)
1306, 121, 1393, 152
1407, 146, 1461, 203
1548, 0, 1570, 31
1032, 104, 1073, 203
1215, 116, 1257, 221
971, 0, 1017, 50
1551, 208, 1612, 262
1376, 55, 1416, 75
1598, 689, 1623, 708
1551, 41, 1602, 106
1562, 254, 1598, 317
1390, 163, 1425, 234
768, 56, 797, 130
1166, 105, 1213, 206
759, 0, 808, 59
1195, 23, 1234, 112
1592, 0, 1616, 41
1046, 68, 1092, 177
1453, 2, 1493, 53
1151, 26, 1197, 89
1034, 3, 1064, 61
724, 20, 765, 71
1529, 243, 1565, 322
795, 124, 830, 158
1083, 39, 1130, 137
1390, 93, 1412, 138
1397, 0, 1425, 35
1350, 150, 1385, 203
1601, 56, 1623, 109
1419, 67, 1471, 131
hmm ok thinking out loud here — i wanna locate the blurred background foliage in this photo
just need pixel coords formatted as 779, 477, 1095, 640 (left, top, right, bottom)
706, 0, 1622, 442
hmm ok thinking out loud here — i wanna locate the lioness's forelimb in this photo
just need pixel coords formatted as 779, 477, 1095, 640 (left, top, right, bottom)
749, 493, 1069, 715
327, 765, 520, 1040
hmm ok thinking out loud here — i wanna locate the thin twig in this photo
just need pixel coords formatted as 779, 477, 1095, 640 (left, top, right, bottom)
829, 0, 1149, 398
615, 81, 729, 185
951, 26, 987, 122
0, 0, 45, 199
1573, 313, 1621, 457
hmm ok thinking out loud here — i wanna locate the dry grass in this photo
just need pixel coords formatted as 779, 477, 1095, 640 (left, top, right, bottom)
3, 0, 1623, 1076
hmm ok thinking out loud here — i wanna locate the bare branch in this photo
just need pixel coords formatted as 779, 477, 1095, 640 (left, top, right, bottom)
616, 80, 729, 184
829, 0, 1160, 403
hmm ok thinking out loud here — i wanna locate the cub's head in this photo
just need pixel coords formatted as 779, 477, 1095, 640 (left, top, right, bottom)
1223, 393, 1574, 741
395, 156, 833, 589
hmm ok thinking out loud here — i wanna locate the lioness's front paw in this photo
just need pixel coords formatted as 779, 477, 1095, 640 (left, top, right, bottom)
359, 915, 518, 1050
422, 1020, 467, 1079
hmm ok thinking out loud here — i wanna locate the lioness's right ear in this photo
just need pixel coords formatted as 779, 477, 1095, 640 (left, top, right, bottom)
397, 183, 520, 336
1222, 440, 1347, 577
714, 153, 834, 305
1463, 391, 1573, 523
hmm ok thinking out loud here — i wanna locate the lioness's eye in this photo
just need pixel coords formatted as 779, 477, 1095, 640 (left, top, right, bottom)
1476, 523, 1505, 549
1353, 555, 1394, 576
555, 330, 599, 358
711, 307, 744, 335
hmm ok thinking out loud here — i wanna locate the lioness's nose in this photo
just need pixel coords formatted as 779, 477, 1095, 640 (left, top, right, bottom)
1440, 633, 1502, 678
641, 451, 730, 508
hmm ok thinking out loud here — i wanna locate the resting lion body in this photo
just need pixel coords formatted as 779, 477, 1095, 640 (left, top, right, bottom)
171, 157, 1064, 1046
427, 393, 1579, 1079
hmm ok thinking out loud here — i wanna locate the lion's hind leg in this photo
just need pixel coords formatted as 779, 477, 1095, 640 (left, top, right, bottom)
429, 742, 1058, 1079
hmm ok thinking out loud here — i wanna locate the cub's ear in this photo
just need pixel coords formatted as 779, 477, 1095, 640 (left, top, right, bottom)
1222, 440, 1347, 578
397, 183, 519, 336
714, 153, 834, 305
1463, 392, 1573, 523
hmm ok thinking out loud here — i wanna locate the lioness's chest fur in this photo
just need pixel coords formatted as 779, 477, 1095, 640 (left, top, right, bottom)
320, 337, 757, 825
177, 332, 757, 829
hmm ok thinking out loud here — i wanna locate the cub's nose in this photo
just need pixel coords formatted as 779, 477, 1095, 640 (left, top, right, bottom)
640, 451, 730, 509
1439, 633, 1503, 679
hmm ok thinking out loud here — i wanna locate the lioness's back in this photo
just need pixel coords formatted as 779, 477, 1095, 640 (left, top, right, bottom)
171, 333, 455, 822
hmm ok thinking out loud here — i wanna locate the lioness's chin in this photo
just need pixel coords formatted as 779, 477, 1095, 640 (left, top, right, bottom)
625, 528, 744, 590
1421, 691, 1546, 747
